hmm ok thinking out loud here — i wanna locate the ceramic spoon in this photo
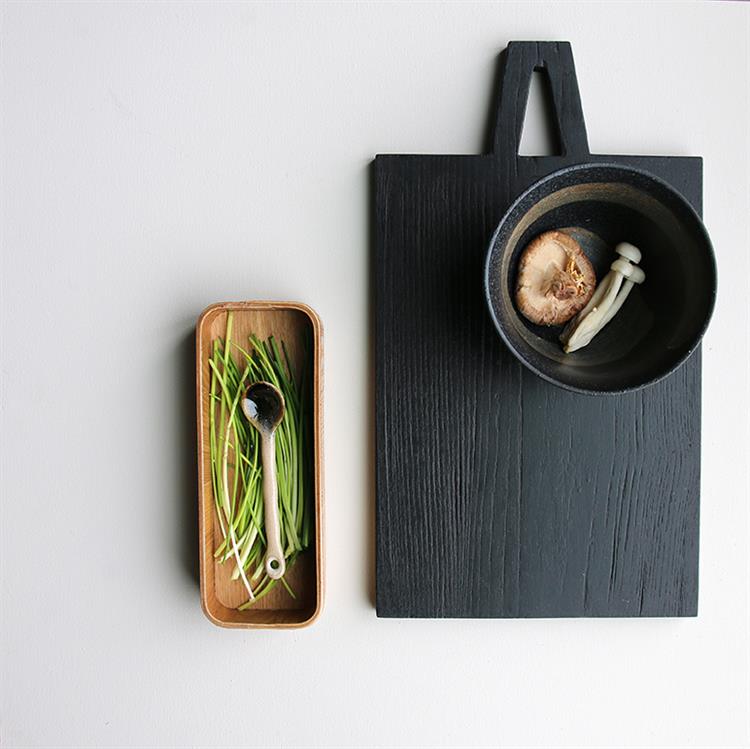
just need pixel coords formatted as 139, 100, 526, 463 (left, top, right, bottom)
242, 381, 286, 580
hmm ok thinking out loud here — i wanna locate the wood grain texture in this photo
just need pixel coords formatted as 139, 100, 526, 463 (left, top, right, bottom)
196, 301, 324, 628
375, 42, 701, 618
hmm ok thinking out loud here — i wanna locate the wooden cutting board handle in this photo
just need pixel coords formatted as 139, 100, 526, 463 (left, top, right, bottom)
492, 41, 590, 160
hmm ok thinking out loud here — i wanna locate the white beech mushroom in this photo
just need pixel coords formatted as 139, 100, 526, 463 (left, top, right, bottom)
560, 242, 646, 353
515, 230, 596, 326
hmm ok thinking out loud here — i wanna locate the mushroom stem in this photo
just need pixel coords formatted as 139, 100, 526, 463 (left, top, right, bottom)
561, 242, 646, 354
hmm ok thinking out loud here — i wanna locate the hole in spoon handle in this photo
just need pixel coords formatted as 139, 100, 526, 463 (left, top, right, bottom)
265, 554, 286, 580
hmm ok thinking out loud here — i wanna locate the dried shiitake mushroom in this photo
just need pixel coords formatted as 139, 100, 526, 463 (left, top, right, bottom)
515, 230, 596, 326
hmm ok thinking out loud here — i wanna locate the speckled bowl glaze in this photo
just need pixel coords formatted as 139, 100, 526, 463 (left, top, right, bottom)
484, 163, 717, 394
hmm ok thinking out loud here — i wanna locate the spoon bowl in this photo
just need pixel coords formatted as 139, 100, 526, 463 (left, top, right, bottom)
243, 381, 285, 433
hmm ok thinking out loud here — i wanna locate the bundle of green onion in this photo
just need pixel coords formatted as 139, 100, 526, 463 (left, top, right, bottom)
208, 313, 311, 608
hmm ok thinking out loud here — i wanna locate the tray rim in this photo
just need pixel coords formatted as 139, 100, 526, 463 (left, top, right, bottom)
195, 300, 324, 629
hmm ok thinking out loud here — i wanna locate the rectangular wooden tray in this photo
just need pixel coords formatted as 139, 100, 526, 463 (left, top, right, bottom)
196, 301, 323, 628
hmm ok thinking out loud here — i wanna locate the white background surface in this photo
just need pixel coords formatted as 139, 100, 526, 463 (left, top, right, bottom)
1, 2, 748, 747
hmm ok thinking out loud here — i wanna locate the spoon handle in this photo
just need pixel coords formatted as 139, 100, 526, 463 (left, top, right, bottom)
261, 431, 286, 580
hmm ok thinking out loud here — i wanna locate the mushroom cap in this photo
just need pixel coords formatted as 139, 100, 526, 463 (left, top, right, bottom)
615, 241, 642, 264
515, 230, 597, 326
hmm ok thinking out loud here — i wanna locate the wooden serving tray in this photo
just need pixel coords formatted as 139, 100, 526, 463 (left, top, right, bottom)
196, 301, 324, 628
374, 42, 702, 618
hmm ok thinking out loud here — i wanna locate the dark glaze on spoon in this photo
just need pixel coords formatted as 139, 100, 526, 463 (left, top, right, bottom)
243, 382, 285, 433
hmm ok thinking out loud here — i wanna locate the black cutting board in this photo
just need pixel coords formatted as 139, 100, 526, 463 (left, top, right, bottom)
374, 41, 701, 618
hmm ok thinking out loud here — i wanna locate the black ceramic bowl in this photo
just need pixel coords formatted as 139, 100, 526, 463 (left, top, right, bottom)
484, 163, 716, 394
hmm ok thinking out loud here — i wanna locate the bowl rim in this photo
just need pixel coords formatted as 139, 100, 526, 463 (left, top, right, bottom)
483, 161, 718, 396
